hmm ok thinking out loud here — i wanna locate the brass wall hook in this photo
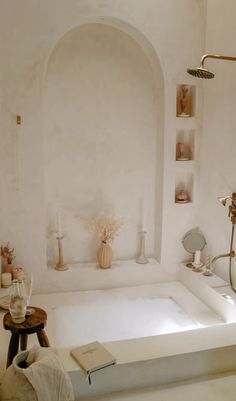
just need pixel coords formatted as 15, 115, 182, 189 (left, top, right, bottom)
16, 115, 21, 125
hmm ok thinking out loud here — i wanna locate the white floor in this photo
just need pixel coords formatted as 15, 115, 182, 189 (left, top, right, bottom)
79, 372, 236, 401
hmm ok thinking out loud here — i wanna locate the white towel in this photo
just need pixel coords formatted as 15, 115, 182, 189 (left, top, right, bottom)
0, 346, 74, 401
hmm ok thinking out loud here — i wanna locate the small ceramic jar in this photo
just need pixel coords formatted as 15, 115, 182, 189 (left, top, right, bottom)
176, 190, 189, 203
13, 267, 24, 281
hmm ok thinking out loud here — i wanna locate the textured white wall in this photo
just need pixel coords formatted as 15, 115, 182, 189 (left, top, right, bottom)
0, 0, 206, 291
198, 0, 236, 281
44, 23, 160, 264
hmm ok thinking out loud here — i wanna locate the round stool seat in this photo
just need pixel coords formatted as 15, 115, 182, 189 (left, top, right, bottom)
3, 307, 50, 367
4, 307, 47, 334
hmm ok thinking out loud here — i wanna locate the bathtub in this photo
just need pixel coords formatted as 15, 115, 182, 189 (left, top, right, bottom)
1, 261, 236, 399
31, 264, 236, 398
51, 281, 223, 347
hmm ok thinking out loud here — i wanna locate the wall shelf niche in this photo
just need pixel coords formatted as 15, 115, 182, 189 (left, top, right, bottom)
175, 172, 193, 204
176, 84, 196, 118
174, 81, 197, 205
176, 129, 195, 161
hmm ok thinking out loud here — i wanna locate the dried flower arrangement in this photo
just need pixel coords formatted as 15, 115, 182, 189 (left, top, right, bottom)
83, 213, 124, 244
1, 243, 15, 264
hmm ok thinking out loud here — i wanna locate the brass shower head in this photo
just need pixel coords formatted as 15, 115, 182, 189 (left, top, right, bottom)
187, 54, 236, 79
187, 67, 214, 79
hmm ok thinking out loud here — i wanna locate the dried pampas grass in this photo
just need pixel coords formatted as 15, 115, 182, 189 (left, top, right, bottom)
82, 213, 123, 243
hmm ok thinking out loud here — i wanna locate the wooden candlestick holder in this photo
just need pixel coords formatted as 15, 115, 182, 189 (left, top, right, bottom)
55, 236, 68, 271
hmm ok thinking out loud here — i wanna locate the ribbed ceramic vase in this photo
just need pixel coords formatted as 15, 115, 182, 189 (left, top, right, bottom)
97, 241, 113, 269
3, 263, 14, 275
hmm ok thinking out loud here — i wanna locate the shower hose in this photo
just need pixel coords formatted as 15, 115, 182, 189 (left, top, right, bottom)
229, 222, 236, 293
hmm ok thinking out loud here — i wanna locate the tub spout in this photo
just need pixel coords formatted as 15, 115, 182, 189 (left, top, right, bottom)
211, 251, 235, 267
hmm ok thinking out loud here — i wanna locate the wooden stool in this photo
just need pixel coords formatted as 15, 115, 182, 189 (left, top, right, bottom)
3, 307, 50, 367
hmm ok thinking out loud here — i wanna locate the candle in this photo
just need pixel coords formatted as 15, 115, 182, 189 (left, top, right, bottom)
194, 250, 201, 265
1, 272, 12, 288
140, 198, 146, 230
57, 210, 62, 237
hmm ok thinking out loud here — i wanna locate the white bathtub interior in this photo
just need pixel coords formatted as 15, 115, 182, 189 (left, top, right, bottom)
51, 282, 224, 348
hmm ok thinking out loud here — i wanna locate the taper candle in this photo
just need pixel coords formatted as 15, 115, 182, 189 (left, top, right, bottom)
57, 210, 62, 237
194, 250, 201, 265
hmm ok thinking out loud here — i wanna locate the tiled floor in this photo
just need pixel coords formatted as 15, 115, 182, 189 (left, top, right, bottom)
80, 372, 236, 401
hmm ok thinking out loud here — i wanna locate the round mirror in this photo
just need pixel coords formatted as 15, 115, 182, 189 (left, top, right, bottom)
182, 229, 206, 254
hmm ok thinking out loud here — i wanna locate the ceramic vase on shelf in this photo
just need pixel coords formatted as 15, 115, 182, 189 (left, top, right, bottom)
97, 241, 113, 269
176, 190, 189, 203
176, 142, 189, 161
177, 84, 190, 117
3, 263, 14, 276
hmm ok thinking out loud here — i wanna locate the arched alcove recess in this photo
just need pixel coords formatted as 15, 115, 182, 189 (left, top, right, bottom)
43, 19, 164, 265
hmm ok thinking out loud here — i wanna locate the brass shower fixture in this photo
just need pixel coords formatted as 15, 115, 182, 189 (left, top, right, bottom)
218, 193, 236, 223
214, 192, 236, 293
187, 54, 236, 79
218, 196, 231, 207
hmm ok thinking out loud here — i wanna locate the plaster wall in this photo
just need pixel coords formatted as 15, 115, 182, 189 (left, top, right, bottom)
198, 0, 236, 281
0, 0, 206, 291
44, 23, 161, 264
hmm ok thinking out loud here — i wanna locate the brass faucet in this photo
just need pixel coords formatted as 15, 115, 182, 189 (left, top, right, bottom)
218, 192, 236, 222
211, 193, 236, 276
211, 251, 235, 268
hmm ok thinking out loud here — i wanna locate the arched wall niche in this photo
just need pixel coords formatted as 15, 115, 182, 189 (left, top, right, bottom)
42, 18, 165, 266
42, 17, 166, 91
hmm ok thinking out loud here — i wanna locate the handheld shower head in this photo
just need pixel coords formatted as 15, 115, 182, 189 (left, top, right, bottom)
218, 194, 236, 224
218, 194, 236, 207
218, 196, 231, 206
187, 54, 236, 79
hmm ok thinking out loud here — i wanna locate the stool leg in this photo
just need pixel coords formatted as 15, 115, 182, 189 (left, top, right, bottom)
36, 329, 50, 347
7, 332, 19, 368
20, 334, 28, 350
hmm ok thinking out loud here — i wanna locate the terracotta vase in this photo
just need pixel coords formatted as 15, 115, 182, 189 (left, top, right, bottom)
97, 241, 113, 269
3, 263, 14, 276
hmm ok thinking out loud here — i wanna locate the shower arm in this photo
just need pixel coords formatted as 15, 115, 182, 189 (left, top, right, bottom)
200, 54, 236, 68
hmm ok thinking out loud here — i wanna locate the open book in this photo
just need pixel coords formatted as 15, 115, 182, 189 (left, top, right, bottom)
70, 341, 116, 383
